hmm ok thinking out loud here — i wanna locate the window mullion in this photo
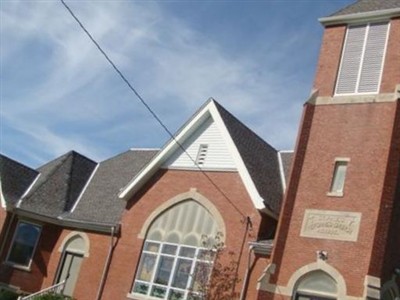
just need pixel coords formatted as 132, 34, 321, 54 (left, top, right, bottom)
167, 247, 179, 292
149, 242, 162, 296
355, 23, 370, 93
185, 248, 199, 298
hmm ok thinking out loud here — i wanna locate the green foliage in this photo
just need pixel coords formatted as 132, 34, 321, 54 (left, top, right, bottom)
32, 293, 74, 300
0, 289, 19, 300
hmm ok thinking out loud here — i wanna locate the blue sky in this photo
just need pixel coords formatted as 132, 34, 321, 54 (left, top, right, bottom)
1, 0, 353, 168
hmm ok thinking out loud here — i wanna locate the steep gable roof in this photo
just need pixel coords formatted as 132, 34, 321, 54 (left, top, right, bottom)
6, 149, 157, 232
320, 0, 400, 26
119, 99, 283, 216
0, 154, 38, 207
214, 102, 283, 215
19, 151, 97, 218
64, 149, 158, 225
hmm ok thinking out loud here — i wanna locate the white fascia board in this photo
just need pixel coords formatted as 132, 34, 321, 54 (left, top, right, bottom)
70, 164, 99, 213
0, 180, 5, 209
319, 8, 400, 26
16, 173, 41, 208
208, 103, 266, 211
119, 103, 213, 200
277, 152, 286, 192
277, 150, 294, 193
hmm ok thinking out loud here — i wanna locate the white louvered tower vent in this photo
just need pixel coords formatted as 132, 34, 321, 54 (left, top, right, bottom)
335, 22, 389, 95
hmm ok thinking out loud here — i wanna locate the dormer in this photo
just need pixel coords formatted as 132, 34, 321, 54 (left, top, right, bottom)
312, 0, 400, 102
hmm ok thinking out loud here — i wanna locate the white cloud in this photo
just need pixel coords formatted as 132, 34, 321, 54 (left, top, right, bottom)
1, 0, 334, 166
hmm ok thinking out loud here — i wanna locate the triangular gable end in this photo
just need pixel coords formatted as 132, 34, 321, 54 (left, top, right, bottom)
163, 115, 236, 171
118, 99, 267, 211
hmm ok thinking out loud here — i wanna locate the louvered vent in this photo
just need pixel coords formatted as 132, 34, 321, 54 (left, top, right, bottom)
195, 144, 208, 166
335, 22, 389, 95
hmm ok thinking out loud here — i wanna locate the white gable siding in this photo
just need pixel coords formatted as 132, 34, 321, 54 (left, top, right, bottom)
163, 116, 236, 170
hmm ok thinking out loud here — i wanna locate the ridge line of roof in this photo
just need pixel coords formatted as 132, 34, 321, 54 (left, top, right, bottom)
25, 153, 72, 199
213, 101, 278, 153
69, 163, 100, 214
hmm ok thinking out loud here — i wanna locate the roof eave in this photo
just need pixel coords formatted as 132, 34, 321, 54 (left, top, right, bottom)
260, 206, 278, 220
14, 208, 119, 234
319, 8, 400, 26
209, 103, 269, 211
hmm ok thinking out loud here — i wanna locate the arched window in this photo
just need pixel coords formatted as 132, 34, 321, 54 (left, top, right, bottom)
294, 270, 337, 300
132, 199, 221, 300
55, 233, 89, 297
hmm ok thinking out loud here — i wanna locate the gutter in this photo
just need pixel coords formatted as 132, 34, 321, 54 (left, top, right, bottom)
96, 226, 116, 300
319, 8, 400, 26
13, 208, 119, 234
239, 245, 254, 300
239, 240, 274, 300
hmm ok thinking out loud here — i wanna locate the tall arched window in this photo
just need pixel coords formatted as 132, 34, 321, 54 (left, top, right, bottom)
294, 270, 337, 300
55, 233, 89, 297
132, 199, 221, 300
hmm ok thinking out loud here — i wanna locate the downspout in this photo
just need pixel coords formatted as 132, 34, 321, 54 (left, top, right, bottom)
239, 244, 255, 300
96, 225, 116, 300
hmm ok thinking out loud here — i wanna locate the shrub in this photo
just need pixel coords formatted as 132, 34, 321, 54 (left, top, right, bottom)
0, 289, 19, 300
32, 293, 74, 300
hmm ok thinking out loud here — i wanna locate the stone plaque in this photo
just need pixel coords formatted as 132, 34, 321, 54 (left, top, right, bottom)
300, 209, 361, 241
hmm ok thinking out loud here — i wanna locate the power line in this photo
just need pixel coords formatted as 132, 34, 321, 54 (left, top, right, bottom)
59, 0, 247, 219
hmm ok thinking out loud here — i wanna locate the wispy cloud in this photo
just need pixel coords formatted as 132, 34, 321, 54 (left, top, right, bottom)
1, 0, 350, 167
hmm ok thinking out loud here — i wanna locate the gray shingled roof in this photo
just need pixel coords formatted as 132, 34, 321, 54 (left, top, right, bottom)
279, 151, 294, 187
6, 100, 284, 226
19, 151, 97, 218
64, 149, 158, 225
214, 101, 283, 216
8, 149, 157, 231
330, 0, 400, 17
0, 155, 38, 207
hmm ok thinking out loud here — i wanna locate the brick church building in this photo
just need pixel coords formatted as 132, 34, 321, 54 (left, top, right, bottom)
258, 0, 400, 299
1, 1, 400, 299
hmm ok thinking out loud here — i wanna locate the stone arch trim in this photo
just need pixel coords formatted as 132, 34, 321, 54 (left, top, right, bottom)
138, 188, 226, 240
58, 231, 90, 257
287, 260, 347, 299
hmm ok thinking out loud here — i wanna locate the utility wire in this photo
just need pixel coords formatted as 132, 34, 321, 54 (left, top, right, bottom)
60, 0, 247, 219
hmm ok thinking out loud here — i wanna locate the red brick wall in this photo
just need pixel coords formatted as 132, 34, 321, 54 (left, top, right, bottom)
380, 17, 400, 93
0, 210, 7, 241
0, 216, 47, 292
373, 100, 400, 282
41, 228, 111, 300
267, 102, 397, 298
0, 218, 111, 300
268, 103, 315, 286
313, 17, 400, 97
312, 25, 346, 97
101, 169, 272, 300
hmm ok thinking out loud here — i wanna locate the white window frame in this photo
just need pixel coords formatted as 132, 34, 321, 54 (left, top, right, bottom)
6, 220, 42, 270
327, 158, 350, 197
130, 240, 214, 300
334, 21, 390, 96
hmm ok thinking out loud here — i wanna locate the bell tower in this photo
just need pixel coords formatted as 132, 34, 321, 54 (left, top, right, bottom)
259, 1, 400, 299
